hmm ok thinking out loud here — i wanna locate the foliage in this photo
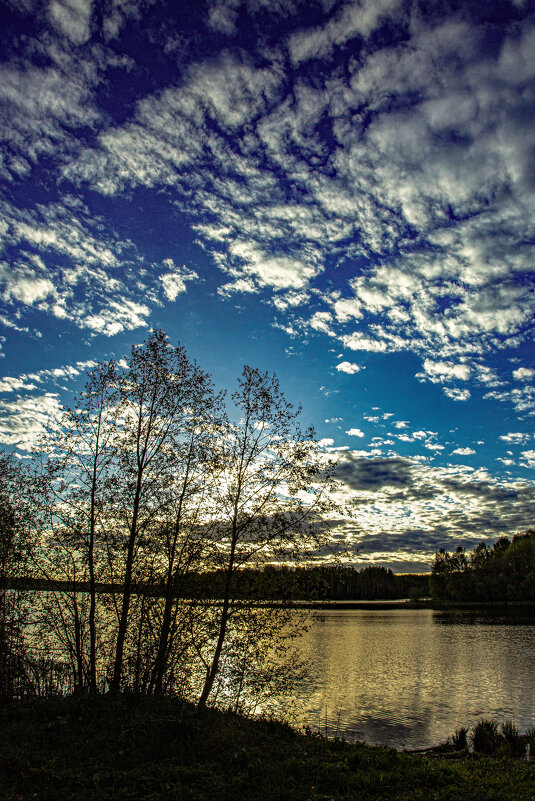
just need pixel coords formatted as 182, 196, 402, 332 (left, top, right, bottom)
430, 531, 535, 602
9, 330, 336, 706
467, 719, 527, 758
181, 565, 429, 601
0, 455, 36, 702
451, 727, 468, 751
471, 719, 500, 755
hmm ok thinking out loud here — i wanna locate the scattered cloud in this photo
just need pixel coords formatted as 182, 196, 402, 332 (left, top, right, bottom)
336, 361, 363, 374
159, 260, 198, 301
499, 432, 532, 445
0, 393, 63, 450
288, 0, 403, 65
513, 367, 535, 382
346, 427, 365, 438
330, 451, 535, 563
443, 388, 471, 402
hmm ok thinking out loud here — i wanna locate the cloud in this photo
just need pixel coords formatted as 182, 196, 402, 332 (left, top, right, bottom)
329, 452, 535, 563
500, 432, 532, 445
0, 393, 63, 450
206, 0, 241, 35
484, 385, 535, 416
336, 361, 363, 374
0, 360, 98, 395
288, 0, 403, 64
83, 299, 151, 336
420, 359, 471, 383
317, 437, 335, 448
443, 387, 471, 402
50, 7, 535, 404
0, 262, 56, 305
49, 0, 93, 45
159, 261, 198, 301
335, 454, 414, 491
346, 428, 365, 437
513, 367, 535, 381
451, 447, 476, 456
0, 198, 153, 334
3, 1, 533, 445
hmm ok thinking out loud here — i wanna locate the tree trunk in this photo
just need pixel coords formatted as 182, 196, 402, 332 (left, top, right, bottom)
197, 533, 237, 708
110, 479, 143, 692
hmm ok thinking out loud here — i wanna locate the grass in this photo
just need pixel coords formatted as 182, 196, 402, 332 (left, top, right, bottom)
0, 694, 534, 801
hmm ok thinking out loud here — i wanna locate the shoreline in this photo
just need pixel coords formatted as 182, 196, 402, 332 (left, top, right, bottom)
1, 694, 533, 800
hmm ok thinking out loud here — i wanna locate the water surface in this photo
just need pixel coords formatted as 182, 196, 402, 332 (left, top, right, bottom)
265, 607, 535, 749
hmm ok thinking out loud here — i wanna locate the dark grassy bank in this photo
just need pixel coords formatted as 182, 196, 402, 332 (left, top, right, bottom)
1, 695, 533, 801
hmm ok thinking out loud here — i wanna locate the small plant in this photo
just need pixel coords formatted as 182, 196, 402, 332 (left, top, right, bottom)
501, 721, 519, 741
501, 721, 524, 757
451, 726, 469, 751
471, 719, 500, 755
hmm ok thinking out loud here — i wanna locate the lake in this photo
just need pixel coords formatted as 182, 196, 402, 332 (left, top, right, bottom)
263, 606, 535, 750
13, 590, 535, 750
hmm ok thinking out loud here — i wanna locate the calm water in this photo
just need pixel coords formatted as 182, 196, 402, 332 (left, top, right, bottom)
265, 607, 535, 750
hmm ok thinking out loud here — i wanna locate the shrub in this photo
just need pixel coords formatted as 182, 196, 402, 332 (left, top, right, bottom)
500, 721, 524, 757
451, 727, 468, 751
472, 719, 501, 755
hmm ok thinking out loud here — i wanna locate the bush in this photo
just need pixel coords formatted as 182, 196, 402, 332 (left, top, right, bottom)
500, 721, 524, 757
451, 727, 469, 751
472, 719, 501, 755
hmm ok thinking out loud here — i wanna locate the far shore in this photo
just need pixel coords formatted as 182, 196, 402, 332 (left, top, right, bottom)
4, 577, 535, 610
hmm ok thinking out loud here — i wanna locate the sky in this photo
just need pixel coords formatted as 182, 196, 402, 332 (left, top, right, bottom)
1, 0, 535, 572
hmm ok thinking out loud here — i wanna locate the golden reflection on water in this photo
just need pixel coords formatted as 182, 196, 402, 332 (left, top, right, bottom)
263, 608, 535, 749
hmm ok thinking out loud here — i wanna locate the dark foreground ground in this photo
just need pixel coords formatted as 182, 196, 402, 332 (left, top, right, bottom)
1, 695, 533, 801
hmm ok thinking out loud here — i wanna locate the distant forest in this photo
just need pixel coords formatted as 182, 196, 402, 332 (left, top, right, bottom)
430, 530, 535, 602
6, 566, 430, 602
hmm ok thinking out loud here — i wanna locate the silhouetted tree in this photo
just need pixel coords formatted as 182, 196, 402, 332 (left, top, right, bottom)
197, 366, 334, 708
0, 454, 35, 700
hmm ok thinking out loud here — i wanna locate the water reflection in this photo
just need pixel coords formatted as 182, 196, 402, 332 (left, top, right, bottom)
263, 608, 535, 749
11, 593, 535, 750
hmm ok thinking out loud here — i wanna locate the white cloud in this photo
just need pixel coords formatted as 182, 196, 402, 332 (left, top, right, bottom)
309, 311, 334, 334
421, 359, 471, 383
82, 299, 150, 336
346, 428, 365, 437
0, 263, 56, 305
336, 361, 363, 374
49, 0, 93, 44
159, 261, 198, 301
500, 432, 531, 444
0, 393, 63, 450
288, 0, 402, 64
443, 387, 471, 401
520, 449, 535, 468
317, 437, 335, 448
340, 332, 390, 352
451, 447, 476, 456
513, 367, 535, 381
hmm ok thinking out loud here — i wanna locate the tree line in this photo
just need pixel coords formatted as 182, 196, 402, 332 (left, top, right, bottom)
0, 330, 334, 705
4, 566, 429, 602
430, 531, 535, 602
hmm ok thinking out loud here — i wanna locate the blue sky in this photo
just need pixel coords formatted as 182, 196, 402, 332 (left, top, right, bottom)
1, 0, 535, 571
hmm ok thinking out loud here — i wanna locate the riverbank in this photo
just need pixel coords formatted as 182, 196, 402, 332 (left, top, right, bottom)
1, 695, 533, 800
